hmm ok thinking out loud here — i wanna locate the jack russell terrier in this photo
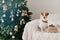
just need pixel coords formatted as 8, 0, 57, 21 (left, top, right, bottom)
39, 12, 49, 32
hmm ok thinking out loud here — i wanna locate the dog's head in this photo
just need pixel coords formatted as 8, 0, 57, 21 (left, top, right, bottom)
41, 12, 49, 19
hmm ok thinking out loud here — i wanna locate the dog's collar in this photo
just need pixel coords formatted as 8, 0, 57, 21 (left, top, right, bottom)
42, 20, 48, 23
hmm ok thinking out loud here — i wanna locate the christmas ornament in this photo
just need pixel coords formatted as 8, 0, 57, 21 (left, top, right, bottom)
3, 4, 7, 11
21, 13, 24, 16
17, 9, 21, 13
12, 35, 15, 39
21, 19, 24, 21
21, 2, 24, 5
14, 25, 18, 32
15, 3, 17, 8
20, 21, 22, 25
1, 18, 4, 23
2, 19, 4, 23
2, 0, 5, 3
23, 21, 25, 24
22, 10, 28, 16
9, 2, 12, 6
17, 11, 19, 14
20, 19, 25, 25
10, 32, 13, 35
18, 3, 21, 7
16, 14, 19, 17
10, 11, 14, 21
2, 14, 6, 17
11, 18, 14, 21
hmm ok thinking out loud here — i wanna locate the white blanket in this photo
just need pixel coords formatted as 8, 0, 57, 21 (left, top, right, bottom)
33, 31, 60, 40
22, 19, 60, 40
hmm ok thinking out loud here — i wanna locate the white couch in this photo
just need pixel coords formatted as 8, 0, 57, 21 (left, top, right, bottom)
22, 13, 60, 40
22, 19, 40, 40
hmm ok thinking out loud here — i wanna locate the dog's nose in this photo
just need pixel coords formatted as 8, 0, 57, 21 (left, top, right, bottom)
44, 17, 45, 19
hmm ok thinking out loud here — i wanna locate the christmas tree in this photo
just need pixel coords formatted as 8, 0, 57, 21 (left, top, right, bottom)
0, 0, 32, 40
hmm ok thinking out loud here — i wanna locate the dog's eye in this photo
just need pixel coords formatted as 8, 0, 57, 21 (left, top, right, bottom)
45, 13, 49, 16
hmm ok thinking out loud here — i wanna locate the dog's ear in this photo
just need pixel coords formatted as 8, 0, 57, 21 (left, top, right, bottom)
46, 13, 49, 16
41, 13, 43, 16
47, 13, 49, 15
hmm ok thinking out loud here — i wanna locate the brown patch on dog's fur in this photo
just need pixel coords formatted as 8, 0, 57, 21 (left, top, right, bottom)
41, 12, 49, 18
45, 12, 49, 16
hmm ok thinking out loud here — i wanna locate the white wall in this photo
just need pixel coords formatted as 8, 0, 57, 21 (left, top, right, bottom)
27, 0, 60, 20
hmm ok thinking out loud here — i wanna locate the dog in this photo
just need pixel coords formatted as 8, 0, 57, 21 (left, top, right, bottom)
39, 12, 49, 32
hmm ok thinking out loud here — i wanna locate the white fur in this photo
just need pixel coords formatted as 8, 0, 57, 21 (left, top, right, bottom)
39, 18, 48, 32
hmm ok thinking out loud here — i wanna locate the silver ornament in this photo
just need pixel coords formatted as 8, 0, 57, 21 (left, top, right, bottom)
20, 21, 22, 25
19, 10, 21, 13
21, 19, 24, 21
12, 35, 15, 39
18, 3, 21, 7
15, 3, 17, 8
10, 32, 13, 35
23, 21, 25, 24
1, 19, 4, 23
21, 2, 24, 4
10, 11, 14, 18
11, 18, 14, 21
16, 14, 19, 17
2, 0, 5, 3
21, 13, 24, 16
17, 11, 19, 13
3, 14, 6, 17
